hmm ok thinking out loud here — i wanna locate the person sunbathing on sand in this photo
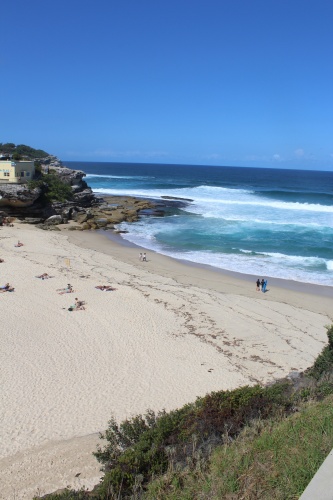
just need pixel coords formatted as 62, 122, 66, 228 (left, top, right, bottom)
0, 283, 15, 292
15, 241, 24, 247
95, 285, 117, 291
57, 284, 74, 294
75, 298, 85, 309
68, 298, 86, 311
36, 273, 51, 279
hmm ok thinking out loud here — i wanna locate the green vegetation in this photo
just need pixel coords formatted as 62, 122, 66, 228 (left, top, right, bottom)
12, 152, 23, 161
147, 396, 333, 500
35, 325, 333, 500
305, 324, 333, 380
28, 173, 73, 203
0, 142, 49, 159
0, 142, 73, 204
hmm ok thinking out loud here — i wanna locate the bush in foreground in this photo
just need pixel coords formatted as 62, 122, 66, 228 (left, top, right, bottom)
91, 383, 293, 498
36, 326, 333, 499
147, 395, 333, 500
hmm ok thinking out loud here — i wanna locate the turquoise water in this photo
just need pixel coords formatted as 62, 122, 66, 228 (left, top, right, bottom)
67, 162, 333, 286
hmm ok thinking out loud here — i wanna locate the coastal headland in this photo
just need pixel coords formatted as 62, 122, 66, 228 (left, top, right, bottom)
0, 216, 332, 499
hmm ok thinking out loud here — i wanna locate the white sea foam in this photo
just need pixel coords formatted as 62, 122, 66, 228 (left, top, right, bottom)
255, 252, 329, 267
221, 218, 325, 227
86, 174, 154, 180
92, 188, 164, 197
117, 222, 333, 286
239, 249, 258, 254
125, 240, 333, 286
89, 169, 333, 286
93, 186, 333, 223
91, 179, 333, 285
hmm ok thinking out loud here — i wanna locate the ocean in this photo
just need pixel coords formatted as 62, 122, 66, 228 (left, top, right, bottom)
66, 162, 333, 287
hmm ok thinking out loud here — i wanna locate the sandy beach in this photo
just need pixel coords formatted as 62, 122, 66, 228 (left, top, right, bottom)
0, 222, 332, 499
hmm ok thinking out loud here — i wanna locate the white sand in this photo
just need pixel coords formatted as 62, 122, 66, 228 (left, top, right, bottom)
0, 223, 332, 499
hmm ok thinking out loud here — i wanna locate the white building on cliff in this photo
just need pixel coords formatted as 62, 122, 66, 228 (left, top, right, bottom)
0, 158, 35, 184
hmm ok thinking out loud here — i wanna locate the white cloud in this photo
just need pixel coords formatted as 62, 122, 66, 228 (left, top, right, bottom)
273, 154, 281, 161
294, 148, 305, 158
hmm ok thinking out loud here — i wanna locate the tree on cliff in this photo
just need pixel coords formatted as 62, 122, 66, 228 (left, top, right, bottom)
28, 173, 74, 203
0, 143, 48, 159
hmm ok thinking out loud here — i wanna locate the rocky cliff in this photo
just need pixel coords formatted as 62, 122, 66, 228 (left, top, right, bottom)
0, 156, 162, 230
0, 156, 97, 218
0, 184, 41, 208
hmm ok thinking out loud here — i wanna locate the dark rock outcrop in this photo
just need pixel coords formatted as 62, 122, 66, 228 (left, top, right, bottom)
161, 195, 194, 202
0, 155, 100, 221
44, 215, 63, 225
0, 184, 41, 208
40, 155, 90, 193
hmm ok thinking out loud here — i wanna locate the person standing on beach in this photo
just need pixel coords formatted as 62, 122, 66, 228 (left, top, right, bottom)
261, 278, 265, 291
256, 279, 260, 291
139, 253, 143, 261
262, 280, 268, 293
142, 253, 147, 262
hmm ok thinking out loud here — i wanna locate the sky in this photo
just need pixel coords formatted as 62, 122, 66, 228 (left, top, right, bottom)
1, 0, 333, 170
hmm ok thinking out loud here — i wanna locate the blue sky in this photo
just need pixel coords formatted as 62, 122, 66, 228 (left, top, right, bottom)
1, 0, 333, 170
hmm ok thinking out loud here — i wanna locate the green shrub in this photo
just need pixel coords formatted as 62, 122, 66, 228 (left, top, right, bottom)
92, 384, 293, 497
94, 409, 184, 495
42, 173, 73, 202
306, 325, 333, 380
34, 161, 42, 176
184, 383, 291, 442
15, 143, 49, 158
28, 173, 73, 203
0, 143, 48, 159
12, 152, 22, 160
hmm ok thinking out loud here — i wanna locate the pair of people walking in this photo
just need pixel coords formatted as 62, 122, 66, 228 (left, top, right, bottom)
139, 252, 147, 262
256, 278, 267, 292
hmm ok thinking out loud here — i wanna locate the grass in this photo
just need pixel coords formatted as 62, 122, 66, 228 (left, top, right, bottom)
146, 395, 333, 499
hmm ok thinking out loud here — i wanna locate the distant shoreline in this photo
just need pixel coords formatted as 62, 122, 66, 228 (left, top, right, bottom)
68, 228, 333, 313
92, 224, 333, 299
91, 193, 333, 296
